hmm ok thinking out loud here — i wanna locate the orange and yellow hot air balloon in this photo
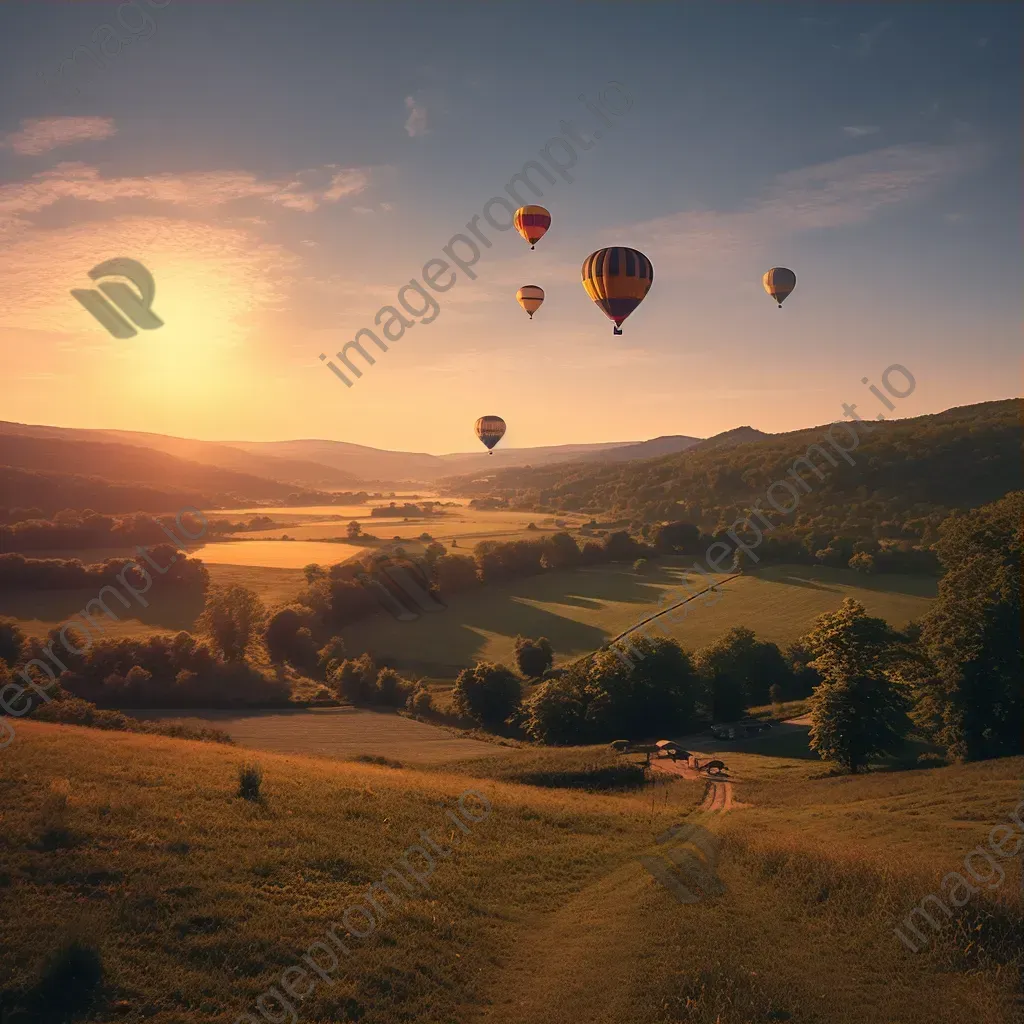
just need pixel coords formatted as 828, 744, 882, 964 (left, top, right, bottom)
516, 285, 544, 319
514, 206, 550, 249
763, 267, 796, 308
581, 246, 654, 335
474, 415, 506, 454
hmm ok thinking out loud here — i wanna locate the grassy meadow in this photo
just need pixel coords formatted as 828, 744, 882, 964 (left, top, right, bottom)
338, 560, 937, 679
0, 722, 1016, 1024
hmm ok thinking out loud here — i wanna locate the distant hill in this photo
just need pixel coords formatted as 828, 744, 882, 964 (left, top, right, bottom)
0, 422, 362, 491
230, 435, 704, 482
589, 434, 703, 462
0, 435, 304, 506
0, 465, 209, 516
687, 426, 770, 452
0, 421, 708, 487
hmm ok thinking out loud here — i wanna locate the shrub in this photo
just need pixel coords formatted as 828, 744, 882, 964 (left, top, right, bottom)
29, 937, 104, 1020
237, 762, 263, 801
633, 557, 649, 573
331, 654, 377, 704
451, 662, 522, 730
374, 667, 414, 708
265, 605, 317, 667
514, 635, 554, 679
769, 682, 784, 705
406, 685, 433, 717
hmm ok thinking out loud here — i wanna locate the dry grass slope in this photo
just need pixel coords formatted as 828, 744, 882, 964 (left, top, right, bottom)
0, 725, 1017, 1024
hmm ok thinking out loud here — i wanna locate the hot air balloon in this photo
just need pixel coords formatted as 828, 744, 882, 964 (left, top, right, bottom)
475, 415, 506, 455
763, 267, 796, 308
514, 206, 551, 249
516, 285, 544, 319
581, 247, 654, 335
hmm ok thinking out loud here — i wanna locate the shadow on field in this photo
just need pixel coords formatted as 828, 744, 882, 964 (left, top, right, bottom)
754, 564, 938, 599
355, 562, 712, 671
0, 588, 204, 632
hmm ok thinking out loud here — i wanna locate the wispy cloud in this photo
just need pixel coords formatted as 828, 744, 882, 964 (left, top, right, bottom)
843, 125, 880, 138
624, 142, 978, 275
404, 95, 428, 138
0, 162, 375, 236
1, 116, 116, 155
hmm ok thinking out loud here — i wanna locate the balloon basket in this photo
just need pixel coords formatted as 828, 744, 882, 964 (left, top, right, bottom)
613, 326, 623, 336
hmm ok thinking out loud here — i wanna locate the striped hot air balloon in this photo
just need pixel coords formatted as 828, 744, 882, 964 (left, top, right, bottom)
581, 247, 654, 335
763, 267, 796, 308
475, 415, 506, 454
513, 206, 551, 249
516, 285, 545, 319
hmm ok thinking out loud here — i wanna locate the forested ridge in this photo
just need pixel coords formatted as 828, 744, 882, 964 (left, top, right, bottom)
441, 400, 1022, 544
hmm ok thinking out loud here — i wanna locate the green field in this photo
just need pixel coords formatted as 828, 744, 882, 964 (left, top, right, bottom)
340, 561, 937, 677
1, 721, 1015, 1024
0, 563, 304, 642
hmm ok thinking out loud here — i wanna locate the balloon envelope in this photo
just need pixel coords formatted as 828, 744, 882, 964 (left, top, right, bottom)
516, 285, 544, 318
763, 267, 796, 307
514, 206, 551, 248
475, 415, 506, 451
581, 247, 654, 333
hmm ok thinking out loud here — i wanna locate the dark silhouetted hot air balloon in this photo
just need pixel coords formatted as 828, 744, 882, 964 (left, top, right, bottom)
475, 415, 506, 455
581, 247, 654, 335
514, 206, 551, 249
516, 285, 544, 319
763, 267, 796, 308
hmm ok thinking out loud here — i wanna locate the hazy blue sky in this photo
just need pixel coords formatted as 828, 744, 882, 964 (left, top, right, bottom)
0, 2, 1019, 452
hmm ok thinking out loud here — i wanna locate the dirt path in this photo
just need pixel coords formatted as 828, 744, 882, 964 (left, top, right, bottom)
652, 757, 737, 813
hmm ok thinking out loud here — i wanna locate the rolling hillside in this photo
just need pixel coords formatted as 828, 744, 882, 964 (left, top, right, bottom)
440, 399, 1022, 529
0, 422, 362, 491
1, 722, 1016, 1024
0, 435, 303, 506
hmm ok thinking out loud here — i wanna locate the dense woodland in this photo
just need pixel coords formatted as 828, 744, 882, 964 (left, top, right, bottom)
443, 400, 1022, 566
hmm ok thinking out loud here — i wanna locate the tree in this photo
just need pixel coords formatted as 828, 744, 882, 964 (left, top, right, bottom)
652, 521, 700, 554
913, 492, 1022, 760
423, 542, 447, 566
693, 626, 790, 708
514, 636, 553, 679
374, 667, 413, 707
265, 605, 316, 666
346, 521, 362, 539
848, 552, 875, 574
197, 586, 267, 662
541, 532, 581, 570
521, 674, 589, 744
451, 662, 522, 730
303, 563, 327, 585
0, 618, 25, 667
804, 599, 910, 773
331, 653, 376, 704
316, 636, 347, 679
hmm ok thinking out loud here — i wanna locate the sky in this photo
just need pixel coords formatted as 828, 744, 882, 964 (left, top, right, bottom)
0, 2, 1020, 455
